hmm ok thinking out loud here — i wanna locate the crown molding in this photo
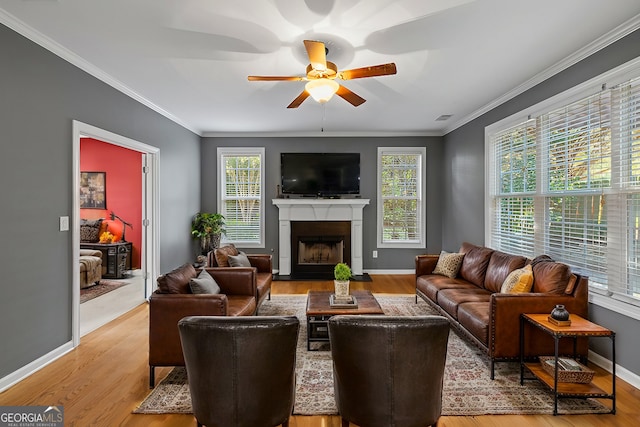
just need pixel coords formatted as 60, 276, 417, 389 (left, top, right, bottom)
443, 13, 640, 135
202, 130, 442, 138
0, 9, 200, 136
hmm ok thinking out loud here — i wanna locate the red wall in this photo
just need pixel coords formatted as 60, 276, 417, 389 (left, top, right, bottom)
80, 138, 142, 269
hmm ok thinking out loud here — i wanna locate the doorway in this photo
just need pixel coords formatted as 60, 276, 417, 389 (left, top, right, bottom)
72, 121, 160, 346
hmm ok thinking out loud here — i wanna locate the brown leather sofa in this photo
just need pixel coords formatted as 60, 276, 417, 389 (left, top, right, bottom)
207, 244, 273, 311
179, 316, 299, 427
148, 263, 256, 387
416, 242, 589, 378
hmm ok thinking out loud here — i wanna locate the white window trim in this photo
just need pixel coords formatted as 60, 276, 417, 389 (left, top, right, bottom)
377, 146, 426, 249
485, 56, 640, 320
216, 147, 265, 248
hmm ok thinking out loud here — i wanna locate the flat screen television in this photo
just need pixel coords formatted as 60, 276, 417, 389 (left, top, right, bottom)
281, 153, 360, 197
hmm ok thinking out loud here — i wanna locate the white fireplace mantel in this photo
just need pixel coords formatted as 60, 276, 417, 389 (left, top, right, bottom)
272, 198, 370, 275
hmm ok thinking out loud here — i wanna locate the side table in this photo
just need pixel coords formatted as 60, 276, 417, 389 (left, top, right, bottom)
80, 241, 132, 279
519, 313, 615, 415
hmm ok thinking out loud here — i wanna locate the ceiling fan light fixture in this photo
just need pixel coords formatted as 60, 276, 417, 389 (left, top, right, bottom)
305, 78, 339, 103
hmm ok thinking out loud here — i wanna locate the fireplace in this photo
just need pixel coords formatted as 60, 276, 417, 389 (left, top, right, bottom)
291, 221, 351, 277
272, 198, 370, 276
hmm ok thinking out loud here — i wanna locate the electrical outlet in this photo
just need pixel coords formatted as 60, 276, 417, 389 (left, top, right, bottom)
59, 216, 69, 231
372, 250, 378, 258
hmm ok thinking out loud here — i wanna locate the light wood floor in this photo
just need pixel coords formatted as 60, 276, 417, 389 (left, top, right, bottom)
1, 275, 637, 426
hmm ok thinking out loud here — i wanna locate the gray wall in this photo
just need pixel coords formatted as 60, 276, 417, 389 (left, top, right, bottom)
442, 29, 640, 376
0, 24, 200, 379
201, 136, 444, 270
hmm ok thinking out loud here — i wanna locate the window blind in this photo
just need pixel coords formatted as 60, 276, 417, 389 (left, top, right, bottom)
540, 92, 611, 192
490, 196, 535, 257
488, 120, 536, 257
611, 77, 640, 300
537, 92, 611, 283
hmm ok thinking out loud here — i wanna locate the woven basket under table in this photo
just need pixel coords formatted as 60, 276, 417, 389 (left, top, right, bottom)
539, 356, 595, 383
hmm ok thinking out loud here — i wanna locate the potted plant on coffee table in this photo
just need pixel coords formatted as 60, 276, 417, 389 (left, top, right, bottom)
191, 212, 225, 255
334, 262, 353, 301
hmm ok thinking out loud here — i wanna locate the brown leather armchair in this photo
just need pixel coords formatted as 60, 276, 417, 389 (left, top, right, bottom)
148, 264, 257, 387
178, 316, 299, 427
207, 245, 273, 311
328, 315, 450, 427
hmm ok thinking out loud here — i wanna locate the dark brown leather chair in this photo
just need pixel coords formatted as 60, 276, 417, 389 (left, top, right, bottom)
178, 316, 299, 427
328, 315, 450, 427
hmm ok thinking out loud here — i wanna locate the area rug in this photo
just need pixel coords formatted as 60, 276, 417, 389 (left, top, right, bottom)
80, 280, 129, 303
134, 294, 610, 416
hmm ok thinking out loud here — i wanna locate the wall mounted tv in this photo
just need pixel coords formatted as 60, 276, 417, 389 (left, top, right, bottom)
281, 152, 360, 197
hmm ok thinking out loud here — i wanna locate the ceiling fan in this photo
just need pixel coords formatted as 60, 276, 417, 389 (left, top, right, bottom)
248, 40, 397, 108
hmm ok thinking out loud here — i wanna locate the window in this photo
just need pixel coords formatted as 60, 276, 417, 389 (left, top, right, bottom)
489, 120, 537, 256
217, 147, 265, 247
540, 92, 611, 286
487, 68, 640, 314
377, 147, 426, 248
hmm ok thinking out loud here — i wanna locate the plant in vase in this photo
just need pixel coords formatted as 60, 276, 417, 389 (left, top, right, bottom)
191, 212, 226, 256
334, 262, 352, 300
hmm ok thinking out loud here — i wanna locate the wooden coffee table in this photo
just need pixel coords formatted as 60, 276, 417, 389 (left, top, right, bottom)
306, 290, 384, 350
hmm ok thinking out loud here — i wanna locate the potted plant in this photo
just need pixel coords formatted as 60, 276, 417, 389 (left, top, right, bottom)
191, 212, 225, 255
334, 262, 352, 298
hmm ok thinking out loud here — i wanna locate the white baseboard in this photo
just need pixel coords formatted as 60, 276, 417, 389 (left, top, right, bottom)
0, 341, 74, 393
589, 350, 640, 390
363, 269, 415, 275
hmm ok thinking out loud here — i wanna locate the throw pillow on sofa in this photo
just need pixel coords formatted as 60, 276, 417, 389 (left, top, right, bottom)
214, 244, 239, 267
156, 263, 197, 294
228, 253, 251, 267
432, 251, 465, 278
500, 264, 534, 293
80, 219, 103, 242
189, 268, 221, 294
532, 261, 570, 294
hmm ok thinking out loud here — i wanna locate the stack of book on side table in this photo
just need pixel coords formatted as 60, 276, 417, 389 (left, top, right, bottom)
547, 316, 571, 326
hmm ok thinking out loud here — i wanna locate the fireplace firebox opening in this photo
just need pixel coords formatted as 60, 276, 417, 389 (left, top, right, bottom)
291, 221, 351, 278
298, 237, 344, 265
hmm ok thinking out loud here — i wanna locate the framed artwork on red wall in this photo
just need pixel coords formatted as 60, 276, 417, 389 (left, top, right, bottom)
80, 171, 106, 209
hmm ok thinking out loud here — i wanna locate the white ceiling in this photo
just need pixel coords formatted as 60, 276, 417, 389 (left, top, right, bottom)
2, 0, 640, 136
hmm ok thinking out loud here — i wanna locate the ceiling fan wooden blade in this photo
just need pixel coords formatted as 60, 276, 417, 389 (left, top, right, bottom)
338, 63, 397, 80
336, 85, 366, 107
248, 75, 304, 81
287, 90, 310, 108
304, 40, 327, 71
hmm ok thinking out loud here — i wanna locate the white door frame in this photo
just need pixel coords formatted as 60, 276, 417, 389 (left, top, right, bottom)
72, 120, 160, 347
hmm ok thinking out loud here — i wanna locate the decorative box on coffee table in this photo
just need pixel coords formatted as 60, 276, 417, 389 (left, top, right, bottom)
306, 290, 384, 351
